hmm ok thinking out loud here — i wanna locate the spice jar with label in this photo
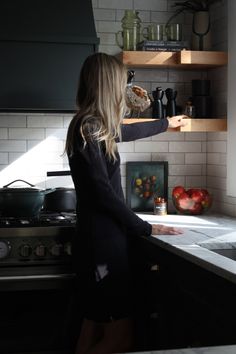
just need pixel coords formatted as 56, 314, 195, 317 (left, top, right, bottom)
154, 196, 167, 215
184, 97, 196, 118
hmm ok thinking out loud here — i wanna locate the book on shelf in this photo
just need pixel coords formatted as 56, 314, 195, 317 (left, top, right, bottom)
137, 40, 189, 51
139, 47, 186, 52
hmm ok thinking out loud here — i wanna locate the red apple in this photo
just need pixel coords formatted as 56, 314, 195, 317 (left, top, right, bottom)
177, 192, 195, 210
189, 202, 203, 215
200, 189, 209, 197
201, 194, 212, 209
187, 188, 198, 196
172, 186, 186, 199
191, 190, 204, 203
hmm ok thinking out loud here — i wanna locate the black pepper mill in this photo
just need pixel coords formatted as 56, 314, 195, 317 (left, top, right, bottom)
152, 87, 165, 118
165, 88, 177, 117
127, 70, 135, 86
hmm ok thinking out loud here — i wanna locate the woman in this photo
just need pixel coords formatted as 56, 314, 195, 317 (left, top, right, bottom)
66, 52, 187, 354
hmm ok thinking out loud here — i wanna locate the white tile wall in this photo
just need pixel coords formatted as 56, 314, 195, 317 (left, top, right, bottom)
0, 129, 8, 139
134, 141, 169, 153
9, 128, 45, 140
98, 0, 132, 10
27, 115, 64, 128
134, 0, 167, 12
207, 141, 227, 153
185, 153, 206, 165
0, 153, 8, 164
0, 0, 231, 215
93, 9, 116, 21
0, 115, 26, 127
0, 140, 26, 152
169, 141, 202, 153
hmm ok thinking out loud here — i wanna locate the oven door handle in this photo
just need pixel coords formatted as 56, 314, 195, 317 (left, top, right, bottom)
0, 273, 76, 281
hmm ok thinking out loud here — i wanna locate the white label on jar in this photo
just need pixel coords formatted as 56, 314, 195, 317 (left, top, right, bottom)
154, 203, 167, 215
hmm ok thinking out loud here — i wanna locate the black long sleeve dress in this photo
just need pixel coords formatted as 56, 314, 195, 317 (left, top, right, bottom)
69, 118, 169, 322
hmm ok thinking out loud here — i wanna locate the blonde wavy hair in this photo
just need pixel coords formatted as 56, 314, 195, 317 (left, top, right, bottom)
65, 52, 128, 160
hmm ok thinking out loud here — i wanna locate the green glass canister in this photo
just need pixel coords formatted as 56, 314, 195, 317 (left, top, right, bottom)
116, 10, 142, 51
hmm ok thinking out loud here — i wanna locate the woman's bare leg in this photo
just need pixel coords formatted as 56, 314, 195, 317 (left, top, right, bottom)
75, 318, 103, 354
75, 317, 134, 354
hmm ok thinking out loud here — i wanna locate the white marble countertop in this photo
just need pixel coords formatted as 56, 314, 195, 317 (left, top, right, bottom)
127, 344, 236, 353
137, 213, 236, 284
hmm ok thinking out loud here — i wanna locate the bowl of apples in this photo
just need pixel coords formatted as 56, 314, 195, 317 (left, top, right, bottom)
172, 186, 213, 215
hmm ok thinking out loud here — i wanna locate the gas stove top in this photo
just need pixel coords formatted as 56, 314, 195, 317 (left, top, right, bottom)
0, 212, 76, 267
0, 212, 77, 228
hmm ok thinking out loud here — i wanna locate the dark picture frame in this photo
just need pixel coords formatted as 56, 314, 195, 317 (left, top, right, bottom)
126, 161, 168, 212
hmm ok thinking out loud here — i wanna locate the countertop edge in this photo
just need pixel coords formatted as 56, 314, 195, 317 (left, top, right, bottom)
136, 213, 236, 285
146, 235, 236, 284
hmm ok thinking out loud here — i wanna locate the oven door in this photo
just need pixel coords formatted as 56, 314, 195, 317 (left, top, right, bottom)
0, 266, 76, 291
0, 269, 80, 353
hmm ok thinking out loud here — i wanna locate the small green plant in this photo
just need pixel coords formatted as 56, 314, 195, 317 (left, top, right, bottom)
166, 0, 223, 25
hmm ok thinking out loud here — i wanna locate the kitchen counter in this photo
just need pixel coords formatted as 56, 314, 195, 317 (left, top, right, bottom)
125, 344, 236, 353
132, 213, 236, 353
138, 213, 236, 284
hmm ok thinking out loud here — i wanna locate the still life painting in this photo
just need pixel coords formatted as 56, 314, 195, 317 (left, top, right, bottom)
126, 161, 168, 212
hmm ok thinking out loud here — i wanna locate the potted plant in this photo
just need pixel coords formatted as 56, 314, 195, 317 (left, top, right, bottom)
166, 0, 223, 50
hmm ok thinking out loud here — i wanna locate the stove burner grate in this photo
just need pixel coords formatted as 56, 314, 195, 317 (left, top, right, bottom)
0, 212, 77, 227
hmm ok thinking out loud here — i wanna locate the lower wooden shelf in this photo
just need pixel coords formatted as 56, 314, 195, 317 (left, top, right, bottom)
123, 118, 227, 132
118, 50, 228, 69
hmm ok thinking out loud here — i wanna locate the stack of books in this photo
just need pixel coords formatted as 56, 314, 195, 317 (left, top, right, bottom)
137, 40, 189, 52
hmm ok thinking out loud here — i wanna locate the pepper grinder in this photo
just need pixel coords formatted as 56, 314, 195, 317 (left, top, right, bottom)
127, 70, 135, 86
165, 88, 177, 117
152, 87, 165, 119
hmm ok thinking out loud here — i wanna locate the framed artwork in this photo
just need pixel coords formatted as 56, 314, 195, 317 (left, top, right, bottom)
126, 161, 168, 212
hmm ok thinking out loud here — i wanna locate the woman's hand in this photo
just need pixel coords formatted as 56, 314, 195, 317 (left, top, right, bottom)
167, 115, 188, 129
152, 224, 183, 235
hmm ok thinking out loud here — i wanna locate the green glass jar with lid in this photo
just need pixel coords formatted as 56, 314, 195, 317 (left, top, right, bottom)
116, 10, 142, 51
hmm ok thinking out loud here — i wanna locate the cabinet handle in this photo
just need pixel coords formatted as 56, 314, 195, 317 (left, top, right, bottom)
150, 264, 160, 271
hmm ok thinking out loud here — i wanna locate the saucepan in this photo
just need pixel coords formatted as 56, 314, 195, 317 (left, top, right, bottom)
45, 170, 77, 212
0, 179, 55, 217
43, 187, 76, 212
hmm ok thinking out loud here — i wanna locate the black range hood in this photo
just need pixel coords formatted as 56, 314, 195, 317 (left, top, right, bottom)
0, 0, 99, 113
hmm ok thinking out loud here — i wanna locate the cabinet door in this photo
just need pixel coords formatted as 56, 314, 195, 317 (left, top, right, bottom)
138, 237, 236, 349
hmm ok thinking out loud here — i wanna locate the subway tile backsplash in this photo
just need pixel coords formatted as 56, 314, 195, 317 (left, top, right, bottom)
0, 111, 223, 213
0, 118, 229, 214
0, 0, 232, 215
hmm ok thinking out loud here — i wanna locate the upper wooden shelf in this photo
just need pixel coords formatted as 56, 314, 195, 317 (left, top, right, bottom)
118, 50, 228, 69
123, 118, 227, 132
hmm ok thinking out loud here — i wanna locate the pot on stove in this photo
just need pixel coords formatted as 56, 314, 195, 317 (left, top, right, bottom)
43, 187, 76, 212
0, 179, 55, 217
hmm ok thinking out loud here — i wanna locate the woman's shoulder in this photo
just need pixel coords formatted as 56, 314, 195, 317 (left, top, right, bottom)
71, 115, 95, 134
82, 116, 100, 134
71, 115, 101, 147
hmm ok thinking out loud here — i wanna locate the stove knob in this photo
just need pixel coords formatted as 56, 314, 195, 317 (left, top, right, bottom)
35, 244, 46, 257
50, 243, 63, 257
64, 242, 72, 256
0, 241, 11, 259
19, 244, 32, 258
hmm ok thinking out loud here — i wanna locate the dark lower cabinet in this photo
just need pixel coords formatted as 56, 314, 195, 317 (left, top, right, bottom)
0, 284, 82, 353
134, 237, 236, 351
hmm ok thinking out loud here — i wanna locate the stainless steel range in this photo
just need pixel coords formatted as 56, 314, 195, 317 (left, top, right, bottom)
0, 213, 78, 354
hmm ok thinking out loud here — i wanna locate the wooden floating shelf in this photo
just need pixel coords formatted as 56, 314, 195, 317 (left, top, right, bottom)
123, 118, 227, 132
118, 51, 179, 68
180, 51, 228, 67
118, 50, 228, 68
